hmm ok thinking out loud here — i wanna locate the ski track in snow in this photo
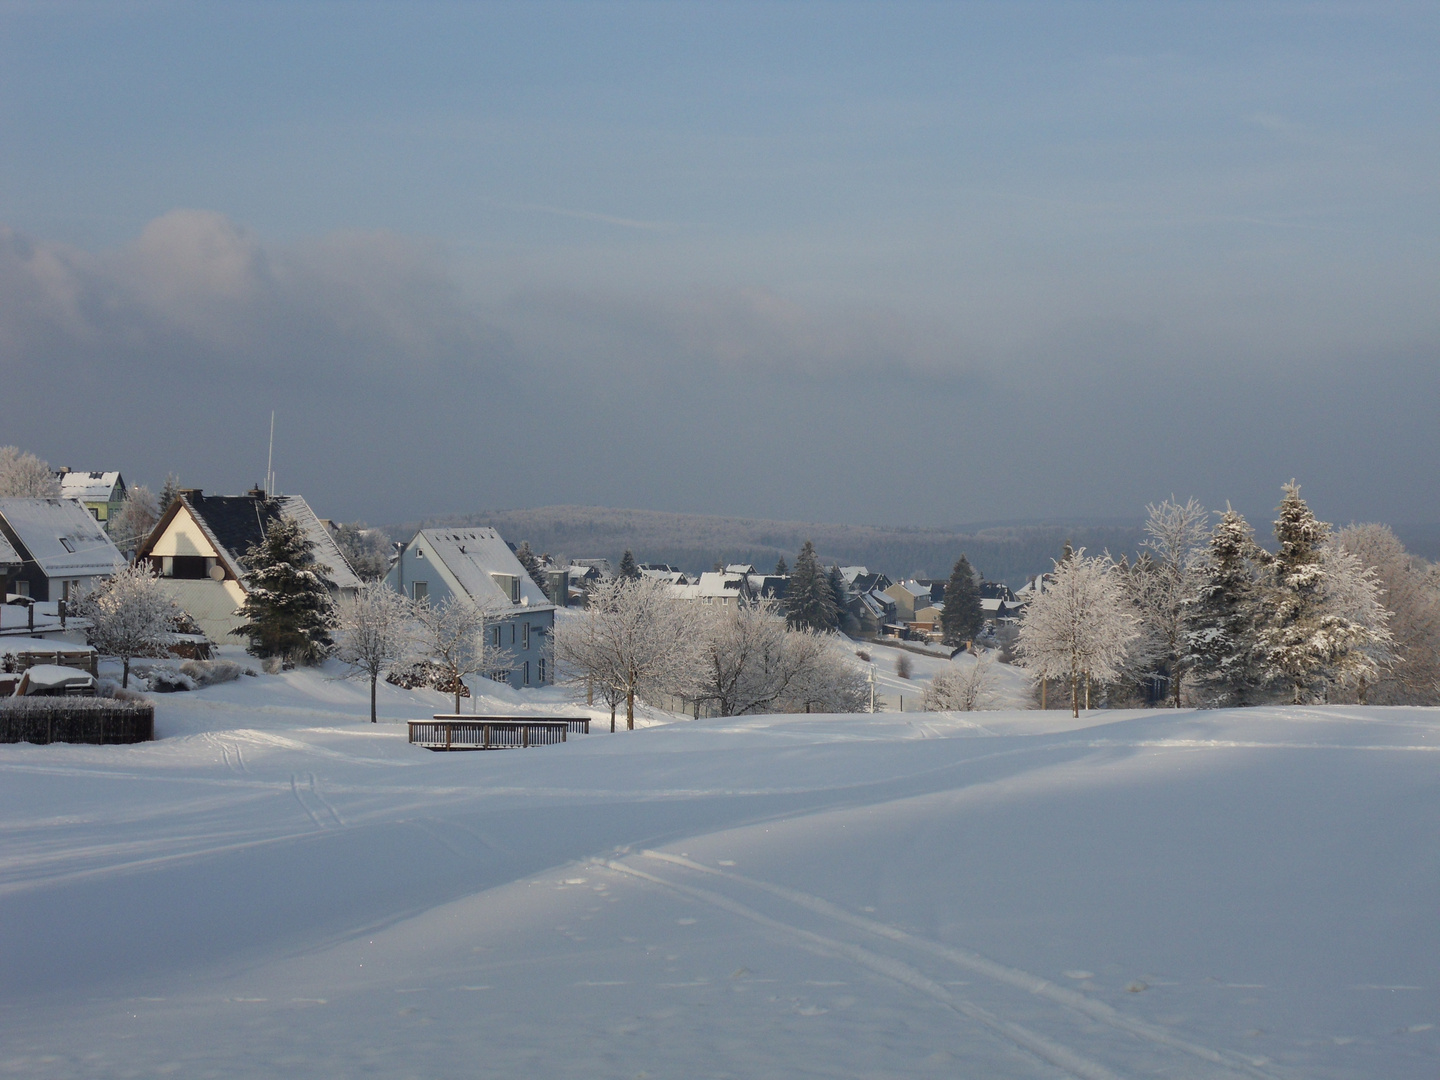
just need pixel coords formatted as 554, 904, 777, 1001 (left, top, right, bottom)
617, 850, 1279, 1080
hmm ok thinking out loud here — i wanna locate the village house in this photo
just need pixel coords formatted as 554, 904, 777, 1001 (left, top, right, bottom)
134, 489, 361, 644
0, 497, 126, 603
385, 527, 555, 690
55, 470, 127, 531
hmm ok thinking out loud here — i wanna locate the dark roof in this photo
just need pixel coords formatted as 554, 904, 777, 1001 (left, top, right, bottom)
186, 494, 282, 565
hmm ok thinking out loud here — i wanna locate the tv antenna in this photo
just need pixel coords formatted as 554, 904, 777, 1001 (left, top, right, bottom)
266, 411, 276, 496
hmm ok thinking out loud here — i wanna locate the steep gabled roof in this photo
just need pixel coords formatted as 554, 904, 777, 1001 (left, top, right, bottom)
136, 491, 360, 591
412, 528, 554, 611
0, 498, 126, 577
56, 470, 124, 503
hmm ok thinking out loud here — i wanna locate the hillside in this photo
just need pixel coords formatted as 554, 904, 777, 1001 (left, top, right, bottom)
3, 654, 1435, 1078
386, 506, 1147, 586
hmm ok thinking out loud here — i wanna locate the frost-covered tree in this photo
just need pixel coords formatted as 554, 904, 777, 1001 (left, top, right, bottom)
1259, 483, 1393, 704
552, 604, 628, 732
1183, 508, 1269, 706
158, 473, 183, 512
334, 582, 416, 722
827, 564, 848, 616
778, 630, 869, 713
618, 549, 641, 582
785, 540, 838, 632
233, 515, 336, 665
332, 522, 393, 581
1016, 550, 1139, 718
0, 447, 61, 497
1317, 539, 1395, 703
940, 554, 984, 648
690, 599, 862, 715
774, 555, 789, 576
923, 653, 996, 712
514, 541, 547, 590
1337, 523, 1440, 704
69, 564, 180, 688
552, 575, 701, 729
110, 484, 161, 553
1133, 498, 1209, 706
412, 595, 505, 713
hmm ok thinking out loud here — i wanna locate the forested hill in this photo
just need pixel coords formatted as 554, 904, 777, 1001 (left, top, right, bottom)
384, 506, 1147, 587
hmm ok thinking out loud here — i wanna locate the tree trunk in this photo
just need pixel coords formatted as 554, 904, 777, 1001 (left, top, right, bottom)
454, 677, 462, 714
626, 684, 635, 730
370, 672, 378, 723
1084, 674, 1091, 711
1357, 673, 1368, 705
1040, 677, 1047, 710
1070, 672, 1079, 719
610, 703, 616, 733
122, 657, 130, 689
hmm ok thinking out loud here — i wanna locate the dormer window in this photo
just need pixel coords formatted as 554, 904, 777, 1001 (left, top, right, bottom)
491, 574, 521, 603
59, 537, 75, 553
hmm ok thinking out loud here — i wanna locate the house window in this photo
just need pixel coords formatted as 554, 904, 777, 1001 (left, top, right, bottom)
14, 580, 29, 597
538, 658, 546, 684
171, 555, 208, 579
523, 660, 530, 686
415, 548, 425, 560
522, 622, 530, 650
510, 623, 516, 645
412, 581, 428, 602
492, 625, 501, 648
59, 537, 76, 553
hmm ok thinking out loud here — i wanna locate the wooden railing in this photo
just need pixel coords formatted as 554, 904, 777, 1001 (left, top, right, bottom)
410, 715, 589, 751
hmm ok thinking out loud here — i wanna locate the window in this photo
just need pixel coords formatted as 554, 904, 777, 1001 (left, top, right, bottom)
412, 581, 428, 602
522, 622, 530, 650
523, 660, 530, 686
14, 580, 29, 597
538, 658, 546, 684
492, 625, 501, 648
171, 555, 208, 579
415, 548, 425, 560
510, 623, 516, 645
58, 537, 76, 553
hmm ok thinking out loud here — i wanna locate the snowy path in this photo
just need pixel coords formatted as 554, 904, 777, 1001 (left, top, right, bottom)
0, 665, 1436, 1077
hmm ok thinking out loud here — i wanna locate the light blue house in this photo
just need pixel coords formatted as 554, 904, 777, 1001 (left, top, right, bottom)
385, 527, 555, 690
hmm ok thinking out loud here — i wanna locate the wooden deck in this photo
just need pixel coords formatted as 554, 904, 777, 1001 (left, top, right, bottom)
410, 715, 590, 751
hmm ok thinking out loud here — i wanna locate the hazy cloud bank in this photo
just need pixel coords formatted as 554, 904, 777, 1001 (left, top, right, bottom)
2, 211, 1437, 530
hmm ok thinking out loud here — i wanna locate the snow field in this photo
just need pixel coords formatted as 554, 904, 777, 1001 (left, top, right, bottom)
0, 654, 1436, 1078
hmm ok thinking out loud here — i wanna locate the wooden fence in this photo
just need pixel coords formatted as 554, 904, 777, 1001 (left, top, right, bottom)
410, 715, 589, 751
0, 699, 154, 745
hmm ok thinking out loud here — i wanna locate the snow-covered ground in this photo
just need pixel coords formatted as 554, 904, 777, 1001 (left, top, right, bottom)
1, 654, 1437, 1079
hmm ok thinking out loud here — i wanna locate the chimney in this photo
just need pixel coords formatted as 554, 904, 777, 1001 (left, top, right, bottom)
246, 486, 267, 499
179, 488, 203, 500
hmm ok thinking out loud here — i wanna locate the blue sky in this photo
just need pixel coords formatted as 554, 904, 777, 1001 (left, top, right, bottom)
2, 2, 1437, 529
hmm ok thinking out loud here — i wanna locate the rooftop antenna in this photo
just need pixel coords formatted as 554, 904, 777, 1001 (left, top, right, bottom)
265, 411, 275, 497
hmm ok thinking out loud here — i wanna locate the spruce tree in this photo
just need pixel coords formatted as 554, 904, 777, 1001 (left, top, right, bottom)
828, 564, 848, 618
1260, 483, 1334, 703
785, 541, 838, 631
159, 472, 182, 512
233, 514, 336, 664
941, 555, 984, 648
515, 541, 547, 589
1183, 508, 1268, 706
618, 549, 641, 582
774, 556, 789, 576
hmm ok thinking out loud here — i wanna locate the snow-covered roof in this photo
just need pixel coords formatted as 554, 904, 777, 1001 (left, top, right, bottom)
0, 498, 126, 578
724, 564, 757, 575
413, 528, 554, 612
893, 580, 931, 598
640, 568, 689, 585
56, 470, 123, 503
839, 566, 868, 582
0, 532, 20, 568
275, 496, 362, 592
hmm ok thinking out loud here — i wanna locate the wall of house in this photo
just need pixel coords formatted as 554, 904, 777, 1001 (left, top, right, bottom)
156, 578, 249, 645
384, 543, 554, 690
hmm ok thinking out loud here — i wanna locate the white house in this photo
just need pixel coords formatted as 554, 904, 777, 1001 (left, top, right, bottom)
134, 488, 361, 644
385, 528, 555, 690
0, 498, 126, 603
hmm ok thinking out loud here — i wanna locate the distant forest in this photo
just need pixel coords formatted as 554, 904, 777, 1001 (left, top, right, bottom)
384, 506, 1154, 587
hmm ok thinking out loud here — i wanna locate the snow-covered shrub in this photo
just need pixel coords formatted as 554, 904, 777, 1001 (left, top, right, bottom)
923, 655, 996, 711
179, 659, 243, 686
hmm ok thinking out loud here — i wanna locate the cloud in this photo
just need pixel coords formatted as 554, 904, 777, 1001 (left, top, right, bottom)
1, 210, 1436, 531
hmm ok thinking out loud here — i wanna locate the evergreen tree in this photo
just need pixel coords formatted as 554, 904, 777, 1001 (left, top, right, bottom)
618, 549, 641, 582
774, 556, 789, 576
233, 514, 336, 664
784, 541, 838, 631
1183, 508, 1268, 706
515, 541, 547, 589
827, 564, 848, 617
159, 473, 182, 512
1259, 482, 1392, 703
940, 555, 984, 648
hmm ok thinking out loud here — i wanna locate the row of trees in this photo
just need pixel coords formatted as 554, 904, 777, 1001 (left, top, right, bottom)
553, 575, 867, 731
1014, 484, 1434, 715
